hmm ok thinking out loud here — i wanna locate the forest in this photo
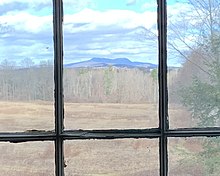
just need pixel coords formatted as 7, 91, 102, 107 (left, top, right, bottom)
0, 63, 178, 103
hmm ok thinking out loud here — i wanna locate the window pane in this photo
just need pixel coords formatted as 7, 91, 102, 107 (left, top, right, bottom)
0, 1, 54, 131
169, 137, 220, 176
65, 139, 159, 176
0, 142, 54, 176
167, 0, 220, 128
63, 0, 158, 129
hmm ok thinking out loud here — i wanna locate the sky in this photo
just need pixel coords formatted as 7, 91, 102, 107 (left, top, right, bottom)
0, 0, 192, 66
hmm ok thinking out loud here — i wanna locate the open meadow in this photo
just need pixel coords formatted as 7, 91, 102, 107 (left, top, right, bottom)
0, 101, 210, 176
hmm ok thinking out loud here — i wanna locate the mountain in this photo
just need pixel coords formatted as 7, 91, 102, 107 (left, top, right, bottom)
64, 58, 157, 69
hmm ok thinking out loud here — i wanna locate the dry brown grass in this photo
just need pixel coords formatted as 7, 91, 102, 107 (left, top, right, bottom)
64, 139, 159, 176
0, 101, 204, 175
0, 142, 54, 176
0, 101, 54, 132
64, 103, 158, 130
0, 101, 193, 131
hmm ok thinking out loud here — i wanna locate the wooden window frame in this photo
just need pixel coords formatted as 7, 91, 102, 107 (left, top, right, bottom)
1, 0, 220, 176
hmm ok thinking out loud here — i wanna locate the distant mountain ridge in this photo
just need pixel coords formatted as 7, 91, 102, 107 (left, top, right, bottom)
64, 57, 157, 69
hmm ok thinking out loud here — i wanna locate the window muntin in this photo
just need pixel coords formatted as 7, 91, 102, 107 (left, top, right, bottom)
0, 1, 219, 176
0, 0, 54, 132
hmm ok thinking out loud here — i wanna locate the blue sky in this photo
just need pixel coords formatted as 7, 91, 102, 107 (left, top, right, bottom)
0, 0, 191, 67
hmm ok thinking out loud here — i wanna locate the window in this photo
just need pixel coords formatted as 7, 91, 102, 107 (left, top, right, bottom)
0, 0, 220, 176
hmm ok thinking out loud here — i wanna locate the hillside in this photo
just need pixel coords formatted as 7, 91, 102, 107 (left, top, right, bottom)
64, 58, 158, 69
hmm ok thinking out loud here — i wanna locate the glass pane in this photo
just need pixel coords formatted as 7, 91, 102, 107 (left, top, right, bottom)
167, 0, 220, 128
63, 0, 158, 129
65, 139, 159, 176
0, 142, 54, 176
0, 1, 54, 131
169, 137, 220, 176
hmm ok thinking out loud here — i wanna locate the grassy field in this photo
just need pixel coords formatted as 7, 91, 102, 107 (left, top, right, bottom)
0, 101, 193, 131
0, 101, 207, 176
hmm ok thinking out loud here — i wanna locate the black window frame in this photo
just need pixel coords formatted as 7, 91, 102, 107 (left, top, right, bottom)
1, 0, 220, 176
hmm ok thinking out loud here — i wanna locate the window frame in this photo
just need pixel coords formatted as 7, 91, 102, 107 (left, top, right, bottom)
0, 0, 220, 176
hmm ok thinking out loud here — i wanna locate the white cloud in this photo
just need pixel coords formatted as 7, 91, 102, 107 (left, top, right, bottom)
61, 8, 158, 62
0, 6, 158, 64
1, 7, 156, 34
64, 8, 157, 33
0, 12, 52, 33
0, 1, 159, 64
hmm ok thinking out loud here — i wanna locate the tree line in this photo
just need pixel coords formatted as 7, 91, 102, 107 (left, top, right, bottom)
0, 63, 178, 103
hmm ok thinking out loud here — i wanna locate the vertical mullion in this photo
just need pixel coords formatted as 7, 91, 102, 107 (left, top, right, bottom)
157, 0, 168, 176
53, 0, 64, 176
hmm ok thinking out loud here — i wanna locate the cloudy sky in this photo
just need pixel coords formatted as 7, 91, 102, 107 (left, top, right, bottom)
0, 0, 190, 66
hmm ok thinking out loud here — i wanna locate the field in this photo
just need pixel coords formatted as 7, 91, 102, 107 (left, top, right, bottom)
0, 101, 207, 176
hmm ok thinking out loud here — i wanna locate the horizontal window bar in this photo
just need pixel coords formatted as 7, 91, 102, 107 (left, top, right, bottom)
62, 128, 220, 139
166, 128, 220, 137
1, 128, 220, 142
0, 130, 56, 142
62, 129, 161, 139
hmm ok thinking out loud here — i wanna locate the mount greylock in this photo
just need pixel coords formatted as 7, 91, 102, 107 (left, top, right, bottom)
64, 58, 158, 69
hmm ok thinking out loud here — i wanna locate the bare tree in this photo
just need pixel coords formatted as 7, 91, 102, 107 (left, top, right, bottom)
20, 58, 35, 68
